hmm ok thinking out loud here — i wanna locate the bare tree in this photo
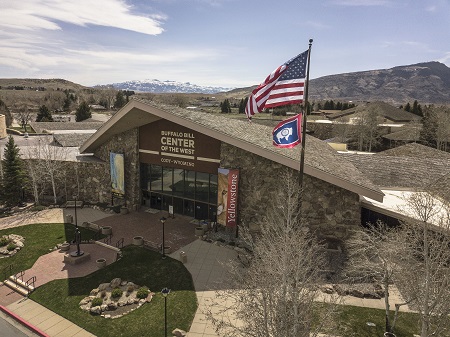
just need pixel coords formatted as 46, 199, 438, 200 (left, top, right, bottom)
205, 172, 339, 337
15, 104, 33, 132
344, 221, 408, 334
24, 138, 70, 204
392, 192, 450, 337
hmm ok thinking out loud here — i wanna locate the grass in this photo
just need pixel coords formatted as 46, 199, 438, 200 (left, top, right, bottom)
334, 304, 422, 337
30, 246, 197, 337
1, 222, 436, 337
0, 223, 102, 277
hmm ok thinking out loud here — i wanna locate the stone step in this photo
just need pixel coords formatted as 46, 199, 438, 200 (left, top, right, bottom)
4, 279, 31, 296
8, 275, 35, 292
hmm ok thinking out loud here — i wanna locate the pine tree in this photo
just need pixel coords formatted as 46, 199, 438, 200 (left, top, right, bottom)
0, 136, 27, 207
114, 91, 126, 109
75, 102, 92, 122
412, 100, 423, 117
36, 105, 53, 122
404, 102, 411, 112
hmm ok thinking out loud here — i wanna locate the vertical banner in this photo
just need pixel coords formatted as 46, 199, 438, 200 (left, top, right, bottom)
217, 168, 239, 228
110, 152, 125, 196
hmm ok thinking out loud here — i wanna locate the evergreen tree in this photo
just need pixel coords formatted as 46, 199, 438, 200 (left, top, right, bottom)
114, 91, 126, 109
36, 105, 53, 122
75, 101, 92, 122
238, 98, 246, 114
404, 102, 411, 112
220, 99, 231, 113
0, 136, 27, 207
419, 106, 438, 148
412, 100, 423, 117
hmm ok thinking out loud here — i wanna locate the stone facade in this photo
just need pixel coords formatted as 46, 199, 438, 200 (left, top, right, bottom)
93, 128, 140, 211
220, 143, 360, 241
0, 114, 6, 139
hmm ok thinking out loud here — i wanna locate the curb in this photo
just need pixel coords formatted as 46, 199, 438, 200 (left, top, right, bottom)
0, 304, 50, 337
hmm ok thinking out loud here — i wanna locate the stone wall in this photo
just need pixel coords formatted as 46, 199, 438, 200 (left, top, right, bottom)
220, 143, 360, 241
0, 114, 6, 139
93, 128, 140, 210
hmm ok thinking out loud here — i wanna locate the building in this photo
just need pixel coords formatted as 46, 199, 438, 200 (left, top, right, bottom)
80, 98, 384, 244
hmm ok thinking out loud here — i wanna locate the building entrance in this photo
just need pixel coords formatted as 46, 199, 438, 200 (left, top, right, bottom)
141, 163, 218, 221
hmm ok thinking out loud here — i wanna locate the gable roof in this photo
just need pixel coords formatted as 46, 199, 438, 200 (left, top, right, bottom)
80, 98, 384, 202
341, 151, 450, 192
327, 101, 421, 123
377, 142, 450, 160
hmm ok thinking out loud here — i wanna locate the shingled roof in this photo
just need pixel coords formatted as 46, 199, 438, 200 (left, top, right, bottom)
80, 98, 384, 201
328, 101, 421, 123
53, 133, 95, 147
30, 121, 103, 133
376, 142, 450, 160
341, 150, 450, 194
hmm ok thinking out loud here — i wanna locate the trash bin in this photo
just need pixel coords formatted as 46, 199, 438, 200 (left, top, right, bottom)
66, 214, 73, 224
179, 251, 187, 263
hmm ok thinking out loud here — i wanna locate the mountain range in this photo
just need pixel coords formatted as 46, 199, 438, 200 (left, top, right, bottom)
99, 61, 450, 105
95, 79, 233, 94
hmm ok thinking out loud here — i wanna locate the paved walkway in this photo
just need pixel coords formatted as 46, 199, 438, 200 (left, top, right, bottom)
0, 207, 412, 337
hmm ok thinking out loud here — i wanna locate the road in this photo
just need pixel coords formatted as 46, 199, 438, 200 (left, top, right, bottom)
0, 311, 40, 337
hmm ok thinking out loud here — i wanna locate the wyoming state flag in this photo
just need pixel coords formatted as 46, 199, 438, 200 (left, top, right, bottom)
272, 114, 302, 148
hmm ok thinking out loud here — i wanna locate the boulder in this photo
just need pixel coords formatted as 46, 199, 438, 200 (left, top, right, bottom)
98, 283, 110, 291
172, 328, 187, 337
110, 278, 122, 288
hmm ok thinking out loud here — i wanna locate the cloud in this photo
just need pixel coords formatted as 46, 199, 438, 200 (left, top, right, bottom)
0, 0, 165, 35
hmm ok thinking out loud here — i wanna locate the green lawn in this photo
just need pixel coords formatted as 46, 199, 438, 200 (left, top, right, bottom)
334, 305, 422, 337
0, 223, 100, 277
30, 246, 197, 337
0, 223, 435, 337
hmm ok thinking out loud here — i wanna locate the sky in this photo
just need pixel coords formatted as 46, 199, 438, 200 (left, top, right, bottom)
0, 0, 449, 89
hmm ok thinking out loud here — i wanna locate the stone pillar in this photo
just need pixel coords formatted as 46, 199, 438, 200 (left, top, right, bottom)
0, 114, 6, 139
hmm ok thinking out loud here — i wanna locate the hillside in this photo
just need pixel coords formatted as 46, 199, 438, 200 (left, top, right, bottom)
308, 61, 450, 105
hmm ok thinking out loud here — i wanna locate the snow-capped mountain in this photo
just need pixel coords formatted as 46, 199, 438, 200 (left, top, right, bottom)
96, 79, 233, 94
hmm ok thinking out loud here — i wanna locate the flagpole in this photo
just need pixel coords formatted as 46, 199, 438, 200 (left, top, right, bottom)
298, 39, 313, 192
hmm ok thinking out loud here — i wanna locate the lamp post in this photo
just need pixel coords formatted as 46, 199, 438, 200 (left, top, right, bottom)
161, 287, 170, 337
160, 217, 166, 259
73, 195, 78, 229
70, 194, 84, 257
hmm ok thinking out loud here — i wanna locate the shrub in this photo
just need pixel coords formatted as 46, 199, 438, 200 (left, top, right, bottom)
100, 290, 107, 298
91, 297, 103, 307
127, 285, 135, 293
136, 287, 149, 299
111, 288, 123, 299
7, 242, 17, 251
0, 237, 9, 247
30, 205, 46, 212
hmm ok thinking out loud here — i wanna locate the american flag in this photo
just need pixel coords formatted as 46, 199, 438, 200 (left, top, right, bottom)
245, 50, 308, 119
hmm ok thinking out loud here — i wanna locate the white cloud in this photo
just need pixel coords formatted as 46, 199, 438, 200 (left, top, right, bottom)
0, 0, 165, 35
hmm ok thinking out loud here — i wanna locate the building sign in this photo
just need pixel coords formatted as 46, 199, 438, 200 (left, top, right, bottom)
217, 168, 239, 228
110, 152, 125, 196
139, 120, 221, 174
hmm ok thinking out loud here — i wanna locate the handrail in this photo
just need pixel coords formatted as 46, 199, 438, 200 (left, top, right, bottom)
25, 276, 36, 296
103, 235, 112, 245
116, 238, 124, 249
13, 270, 25, 283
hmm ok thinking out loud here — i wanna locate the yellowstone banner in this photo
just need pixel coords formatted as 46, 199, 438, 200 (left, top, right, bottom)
217, 168, 239, 228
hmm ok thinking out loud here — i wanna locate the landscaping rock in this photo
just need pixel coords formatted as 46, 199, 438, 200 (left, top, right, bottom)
172, 328, 187, 337
110, 278, 122, 288
98, 283, 109, 291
